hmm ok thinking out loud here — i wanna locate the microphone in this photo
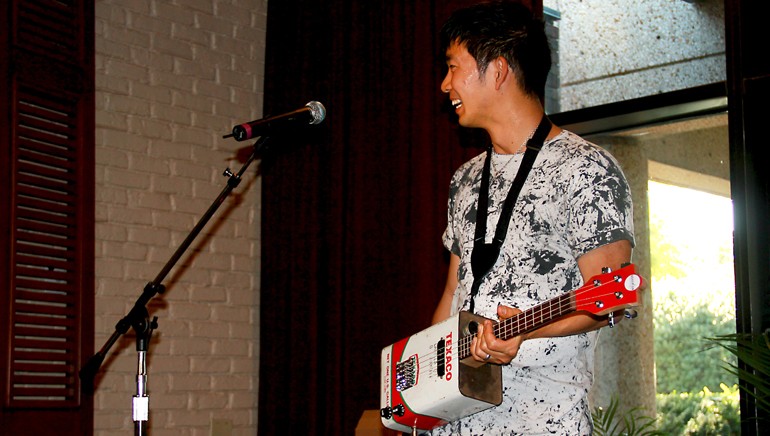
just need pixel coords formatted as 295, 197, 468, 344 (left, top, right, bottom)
225, 101, 326, 141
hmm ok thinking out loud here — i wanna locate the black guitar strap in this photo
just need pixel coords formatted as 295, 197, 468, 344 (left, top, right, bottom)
467, 115, 551, 314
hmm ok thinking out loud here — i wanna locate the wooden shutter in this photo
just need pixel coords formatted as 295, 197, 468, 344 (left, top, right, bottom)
9, 85, 85, 406
1, 0, 94, 433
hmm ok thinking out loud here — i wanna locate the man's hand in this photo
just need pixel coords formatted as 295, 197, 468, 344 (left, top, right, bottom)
471, 304, 523, 364
457, 240, 634, 364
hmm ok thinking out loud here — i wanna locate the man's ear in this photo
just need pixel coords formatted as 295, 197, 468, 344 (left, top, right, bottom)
494, 56, 510, 90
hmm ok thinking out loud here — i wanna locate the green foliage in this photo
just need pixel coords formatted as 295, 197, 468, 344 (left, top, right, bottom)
655, 385, 740, 435
648, 215, 688, 281
592, 396, 663, 436
653, 291, 737, 394
706, 331, 770, 414
652, 291, 741, 434
649, 187, 737, 394
646, 181, 741, 434
597, 386, 742, 435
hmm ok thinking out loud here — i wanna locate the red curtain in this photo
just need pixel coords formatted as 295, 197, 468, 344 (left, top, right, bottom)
259, 1, 535, 433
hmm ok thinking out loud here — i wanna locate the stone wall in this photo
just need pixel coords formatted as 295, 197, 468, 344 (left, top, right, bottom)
544, 0, 725, 112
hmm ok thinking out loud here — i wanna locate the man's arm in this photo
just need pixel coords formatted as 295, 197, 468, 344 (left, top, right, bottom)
432, 253, 460, 324
523, 238, 633, 338
472, 239, 633, 364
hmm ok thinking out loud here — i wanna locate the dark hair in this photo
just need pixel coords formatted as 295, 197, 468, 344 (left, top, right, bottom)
440, 1, 551, 100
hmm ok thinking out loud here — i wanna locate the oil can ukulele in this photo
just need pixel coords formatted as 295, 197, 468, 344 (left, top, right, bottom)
380, 263, 643, 433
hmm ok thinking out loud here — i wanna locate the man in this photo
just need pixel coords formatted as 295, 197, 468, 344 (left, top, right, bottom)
431, 1, 635, 434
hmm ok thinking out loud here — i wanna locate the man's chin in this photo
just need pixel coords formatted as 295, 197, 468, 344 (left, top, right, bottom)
457, 117, 478, 129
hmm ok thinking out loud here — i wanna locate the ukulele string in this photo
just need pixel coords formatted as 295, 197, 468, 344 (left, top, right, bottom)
400, 273, 634, 372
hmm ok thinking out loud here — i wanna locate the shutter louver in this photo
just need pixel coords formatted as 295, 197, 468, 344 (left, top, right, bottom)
8, 85, 82, 407
15, 1, 80, 63
2, 0, 94, 432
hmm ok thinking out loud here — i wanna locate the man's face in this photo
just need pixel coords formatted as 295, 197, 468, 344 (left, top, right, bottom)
441, 41, 496, 129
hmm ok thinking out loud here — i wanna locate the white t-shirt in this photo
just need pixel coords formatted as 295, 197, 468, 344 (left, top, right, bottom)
433, 130, 634, 435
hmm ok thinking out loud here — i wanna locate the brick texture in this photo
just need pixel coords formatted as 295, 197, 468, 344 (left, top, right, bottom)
94, 1, 266, 434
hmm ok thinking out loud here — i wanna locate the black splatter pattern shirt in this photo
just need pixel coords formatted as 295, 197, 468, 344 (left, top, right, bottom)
434, 130, 635, 435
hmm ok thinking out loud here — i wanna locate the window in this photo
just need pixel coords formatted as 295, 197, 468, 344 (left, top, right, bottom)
554, 89, 737, 432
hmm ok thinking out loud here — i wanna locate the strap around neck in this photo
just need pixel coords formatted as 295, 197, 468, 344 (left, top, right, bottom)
467, 115, 552, 313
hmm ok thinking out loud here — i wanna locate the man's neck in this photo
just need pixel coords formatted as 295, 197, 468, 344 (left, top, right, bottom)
487, 100, 548, 154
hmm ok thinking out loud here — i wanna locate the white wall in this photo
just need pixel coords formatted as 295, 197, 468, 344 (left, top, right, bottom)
94, 1, 267, 434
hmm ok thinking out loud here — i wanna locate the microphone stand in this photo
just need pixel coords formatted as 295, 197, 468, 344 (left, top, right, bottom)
79, 136, 270, 435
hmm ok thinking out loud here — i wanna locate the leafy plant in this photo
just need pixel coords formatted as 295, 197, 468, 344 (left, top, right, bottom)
592, 396, 664, 436
655, 385, 740, 435
653, 291, 737, 394
706, 330, 770, 415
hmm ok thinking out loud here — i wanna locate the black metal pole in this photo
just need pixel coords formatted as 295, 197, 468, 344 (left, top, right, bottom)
79, 136, 268, 421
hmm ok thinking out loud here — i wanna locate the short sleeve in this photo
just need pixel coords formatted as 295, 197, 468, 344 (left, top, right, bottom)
443, 170, 463, 256
564, 149, 635, 257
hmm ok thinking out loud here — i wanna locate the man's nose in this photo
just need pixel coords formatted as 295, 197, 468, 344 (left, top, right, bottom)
441, 74, 451, 93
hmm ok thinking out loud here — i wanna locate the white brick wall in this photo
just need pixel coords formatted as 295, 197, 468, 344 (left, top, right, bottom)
94, 1, 266, 434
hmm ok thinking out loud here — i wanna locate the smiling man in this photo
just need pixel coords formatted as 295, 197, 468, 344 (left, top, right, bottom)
430, 1, 636, 434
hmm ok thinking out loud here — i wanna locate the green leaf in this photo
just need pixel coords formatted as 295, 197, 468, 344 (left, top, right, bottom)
592, 396, 664, 436
706, 332, 770, 414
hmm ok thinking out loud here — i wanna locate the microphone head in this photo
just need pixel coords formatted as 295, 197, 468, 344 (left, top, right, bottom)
305, 101, 326, 125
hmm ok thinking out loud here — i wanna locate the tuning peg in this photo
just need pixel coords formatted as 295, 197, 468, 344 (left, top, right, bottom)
624, 309, 638, 319
602, 267, 612, 273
